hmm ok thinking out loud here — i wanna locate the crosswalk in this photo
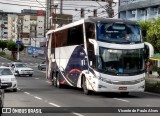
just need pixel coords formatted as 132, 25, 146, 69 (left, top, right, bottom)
0, 62, 39, 67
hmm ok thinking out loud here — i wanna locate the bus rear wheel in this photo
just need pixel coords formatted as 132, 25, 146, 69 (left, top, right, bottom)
82, 76, 91, 95
56, 73, 62, 88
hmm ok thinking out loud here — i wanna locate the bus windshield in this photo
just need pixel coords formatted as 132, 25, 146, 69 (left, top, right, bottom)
97, 47, 144, 75
97, 23, 142, 43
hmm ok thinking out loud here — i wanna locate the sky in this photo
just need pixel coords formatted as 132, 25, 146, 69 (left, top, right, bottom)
0, 0, 119, 20
0, 0, 45, 13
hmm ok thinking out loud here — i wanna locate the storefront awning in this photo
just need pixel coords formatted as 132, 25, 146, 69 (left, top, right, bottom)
150, 53, 160, 61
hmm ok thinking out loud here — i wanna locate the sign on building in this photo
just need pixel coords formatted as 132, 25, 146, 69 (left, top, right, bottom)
52, 14, 72, 24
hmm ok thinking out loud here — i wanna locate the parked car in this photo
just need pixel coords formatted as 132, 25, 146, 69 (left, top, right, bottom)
38, 61, 46, 70
11, 62, 34, 77
0, 66, 18, 92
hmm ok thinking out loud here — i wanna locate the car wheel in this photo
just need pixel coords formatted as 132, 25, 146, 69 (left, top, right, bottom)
13, 88, 17, 92
17, 71, 20, 77
29, 74, 33, 77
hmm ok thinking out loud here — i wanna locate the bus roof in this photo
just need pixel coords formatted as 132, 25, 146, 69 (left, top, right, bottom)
46, 17, 138, 35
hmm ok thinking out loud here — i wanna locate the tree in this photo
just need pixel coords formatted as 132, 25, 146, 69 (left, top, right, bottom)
0, 40, 8, 51
7, 40, 24, 51
138, 18, 160, 53
146, 18, 160, 53
138, 21, 151, 41
7, 40, 24, 59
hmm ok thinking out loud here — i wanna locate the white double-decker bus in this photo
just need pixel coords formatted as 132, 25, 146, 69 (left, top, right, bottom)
46, 17, 153, 95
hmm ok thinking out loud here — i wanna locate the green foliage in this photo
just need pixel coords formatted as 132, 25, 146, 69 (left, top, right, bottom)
138, 21, 151, 41
0, 51, 16, 61
138, 18, 160, 53
7, 40, 24, 52
145, 80, 160, 93
0, 40, 8, 51
0, 51, 6, 56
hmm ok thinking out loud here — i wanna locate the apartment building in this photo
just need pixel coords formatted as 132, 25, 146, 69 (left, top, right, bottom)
0, 11, 9, 40
119, 0, 160, 21
0, 9, 45, 46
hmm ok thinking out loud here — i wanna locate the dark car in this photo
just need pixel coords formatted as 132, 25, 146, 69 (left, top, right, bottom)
38, 61, 46, 70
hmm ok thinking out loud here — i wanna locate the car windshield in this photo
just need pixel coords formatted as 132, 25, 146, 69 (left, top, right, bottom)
15, 64, 27, 68
97, 23, 142, 44
97, 47, 145, 75
0, 68, 13, 75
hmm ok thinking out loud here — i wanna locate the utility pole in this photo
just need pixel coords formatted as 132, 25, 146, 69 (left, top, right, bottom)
60, 0, 63, 14
81, 8, 84, 18
93, 9, 97, 17
106, 0, 114, 18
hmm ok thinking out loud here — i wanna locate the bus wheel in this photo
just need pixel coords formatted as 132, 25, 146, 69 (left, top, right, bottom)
56, 73, 61, 88
82, 76, 91, 95
120, 92, 129, 96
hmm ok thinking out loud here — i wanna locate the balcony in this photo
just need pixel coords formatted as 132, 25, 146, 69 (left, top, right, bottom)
30, 21, 37, 25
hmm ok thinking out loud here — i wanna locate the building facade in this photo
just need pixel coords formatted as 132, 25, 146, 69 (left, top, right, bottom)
0, 10, 45, 47
119, 0, 160, 21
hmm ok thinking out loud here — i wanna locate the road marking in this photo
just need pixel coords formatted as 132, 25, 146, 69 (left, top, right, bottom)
147, 105, 150, 106
72, 112, 84, 116
46, 81, 51, 83
35, 78, 39, 80
34, 96, 42, 100
113, 98, 129, 103
24, 92, 30, 95
49, 102, 61, 107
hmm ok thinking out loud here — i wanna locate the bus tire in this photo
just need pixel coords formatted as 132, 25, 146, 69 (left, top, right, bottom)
82, 76, 91, 95
56, 73, 62, 88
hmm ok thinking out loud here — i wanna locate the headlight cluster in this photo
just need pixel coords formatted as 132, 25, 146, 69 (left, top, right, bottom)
98, 77, 112, 84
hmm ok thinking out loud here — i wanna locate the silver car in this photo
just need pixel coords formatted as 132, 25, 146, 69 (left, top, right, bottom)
38, 61, 46, 70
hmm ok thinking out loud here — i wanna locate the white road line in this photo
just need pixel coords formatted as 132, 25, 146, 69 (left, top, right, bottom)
35, 78, 39, 79
72, 112, 85, 116
24, 92, 30, 95
46, 81, 51, 83
147, 105, 150, 106
49, 102, 61, 107
34, 96, 42, 100
113, 98, 130, 103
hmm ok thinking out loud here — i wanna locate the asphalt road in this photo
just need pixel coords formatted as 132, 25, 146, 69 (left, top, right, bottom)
0, 55, 160, 116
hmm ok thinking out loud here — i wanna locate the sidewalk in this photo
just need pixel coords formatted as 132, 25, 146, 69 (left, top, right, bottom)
145, 73, 160, 83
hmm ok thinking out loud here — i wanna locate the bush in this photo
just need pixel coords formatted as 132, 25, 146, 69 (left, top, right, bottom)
0, 51, 6, 56
145, 80, 160, 93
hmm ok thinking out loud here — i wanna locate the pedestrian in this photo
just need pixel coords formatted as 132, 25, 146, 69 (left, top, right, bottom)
146, 59, 152, 77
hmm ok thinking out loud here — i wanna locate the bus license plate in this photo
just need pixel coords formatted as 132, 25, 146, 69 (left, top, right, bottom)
119, 87, 127, 90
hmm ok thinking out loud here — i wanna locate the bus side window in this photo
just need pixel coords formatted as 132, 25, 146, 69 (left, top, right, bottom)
67, 24, 84, 46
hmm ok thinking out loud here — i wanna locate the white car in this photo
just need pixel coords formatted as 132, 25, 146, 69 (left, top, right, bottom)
11, 62, 34, 77
0, 66, 17, 92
